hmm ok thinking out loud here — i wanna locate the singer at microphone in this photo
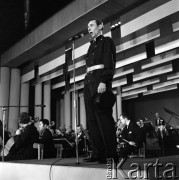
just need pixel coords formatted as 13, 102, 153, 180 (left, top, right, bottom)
83, 19, 117, 163
69, 33, 84, 41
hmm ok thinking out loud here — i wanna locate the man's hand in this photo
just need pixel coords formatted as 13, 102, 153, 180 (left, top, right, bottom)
16, 129, 22, 135
129, 141, 136, 146
98, 82, 106, 93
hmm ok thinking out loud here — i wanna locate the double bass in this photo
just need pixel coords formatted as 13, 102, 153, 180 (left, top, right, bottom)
0, 136, 15, 156
0, 117, 39, 157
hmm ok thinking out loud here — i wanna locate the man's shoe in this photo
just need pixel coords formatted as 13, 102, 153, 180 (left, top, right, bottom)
83, 157, 98, 162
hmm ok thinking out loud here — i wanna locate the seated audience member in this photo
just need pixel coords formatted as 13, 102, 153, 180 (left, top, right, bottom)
118, 113, 143, 158
1, 112, 39, 161
38, 119, 56, 159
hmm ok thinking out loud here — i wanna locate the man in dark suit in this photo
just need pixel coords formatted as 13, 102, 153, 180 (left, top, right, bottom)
38, 119, 56, 159
155, 112, 165, 127
83, 19, 117, 163
118, 113, 143, 158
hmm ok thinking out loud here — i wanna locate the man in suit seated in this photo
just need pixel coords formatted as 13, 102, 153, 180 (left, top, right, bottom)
118, 113, 143, 158
38, 119, 56, 159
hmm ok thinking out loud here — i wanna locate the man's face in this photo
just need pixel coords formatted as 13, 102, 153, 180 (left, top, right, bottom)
39, 121, 45, 131
77, 126, 81, 133
20, 123, 28, 128
119, 115, 126, 125
156, 113, 159, 118
66, 126, 72, 133
88, 20, 101, 39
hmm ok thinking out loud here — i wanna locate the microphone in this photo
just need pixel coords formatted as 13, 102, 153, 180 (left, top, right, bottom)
69, 33, 84, 41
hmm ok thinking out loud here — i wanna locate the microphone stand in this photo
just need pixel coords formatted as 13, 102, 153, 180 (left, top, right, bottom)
0, 104, 45, 162
71, 38, 80, 164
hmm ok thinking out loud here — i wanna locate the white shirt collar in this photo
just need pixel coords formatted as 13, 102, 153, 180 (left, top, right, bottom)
126, 120, 130, 126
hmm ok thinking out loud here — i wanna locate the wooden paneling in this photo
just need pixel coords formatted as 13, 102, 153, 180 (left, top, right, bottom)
121, 0, 179, 37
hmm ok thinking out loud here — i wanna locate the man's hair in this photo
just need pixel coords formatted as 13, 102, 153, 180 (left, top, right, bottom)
120, 112, 130, 120
39, 119, 49, 126
18, 112, 30, 124
90, 19, 104, 30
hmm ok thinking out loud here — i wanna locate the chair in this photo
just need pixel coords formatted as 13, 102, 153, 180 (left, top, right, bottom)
54, 143, 63, 158
33, 143, 44, 160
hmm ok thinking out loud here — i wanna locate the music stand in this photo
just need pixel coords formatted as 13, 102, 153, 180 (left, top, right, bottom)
53, 138, 73, 147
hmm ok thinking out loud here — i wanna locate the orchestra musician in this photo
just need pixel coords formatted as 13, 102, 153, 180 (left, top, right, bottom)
118, 113, 144, 158
0, 112, 39, 161
155, 112, 165, 127
0, 120, 10, 147
116, 119, 126, 141
48, 120, 56, 135
76, 124, 86, 156
155, 112, 168, 138
76, 124, 91, 156
63, 126, 76, 157
38, 119, 56, 158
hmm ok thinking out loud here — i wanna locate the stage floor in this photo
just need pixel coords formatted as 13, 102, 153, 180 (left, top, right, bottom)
0, 155, 179, 180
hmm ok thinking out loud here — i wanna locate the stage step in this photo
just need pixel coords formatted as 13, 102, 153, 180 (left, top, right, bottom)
0, 156, 179, 180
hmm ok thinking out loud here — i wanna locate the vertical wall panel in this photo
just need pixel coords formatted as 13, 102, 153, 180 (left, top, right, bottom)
79, 93, 86, 129
35, 83, 42, 119
8, 69, 21, 133
116, 86, 122, 119
60, 99, 65, 128
71, 91, 79, 130
0, 67, 10, 128
20, 82, 29, 113
43, 80, 51, 121
64, 92, 71, 128
113, 102, 117, 122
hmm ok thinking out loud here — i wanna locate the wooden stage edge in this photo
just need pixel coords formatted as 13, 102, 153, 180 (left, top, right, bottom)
0, 155, 179, 180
